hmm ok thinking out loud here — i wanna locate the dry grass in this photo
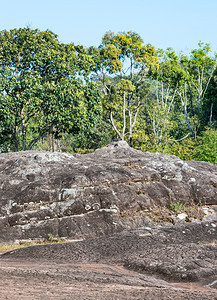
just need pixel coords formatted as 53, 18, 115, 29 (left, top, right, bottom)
120, 203, 206, 224
0, 237, 70, 255
208, 241, 217, 247
0, 244, 28, 254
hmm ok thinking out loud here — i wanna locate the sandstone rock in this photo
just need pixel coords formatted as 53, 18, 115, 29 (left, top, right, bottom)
1, 221, 217, 294
0, 142, 216, 242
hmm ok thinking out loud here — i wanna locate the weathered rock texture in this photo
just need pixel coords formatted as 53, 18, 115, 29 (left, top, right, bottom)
1, 222, 217, 299
1, 142, 217, 299
0, 141, 217, 242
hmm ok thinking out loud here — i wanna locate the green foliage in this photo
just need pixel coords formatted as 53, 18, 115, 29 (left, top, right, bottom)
0, 28, 98, 152
47, 233, 54, 242
167, 128, 217, 163
134, 132, 160, 153
194, 128, 217, 164
0, 28, 216, 164
170, 201, 187, 212
89, 31, 159, 146
74, 148, 94, 154
35, 117, 112, 153
150, 44, 216, 140
165, 138, 197, 161
135, 129, 217, 164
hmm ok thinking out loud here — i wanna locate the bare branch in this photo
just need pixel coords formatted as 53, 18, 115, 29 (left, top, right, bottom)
209, 102, 213, 127
169, 133, 191, 142
110, 110, 124, 140
122, 92, 126, 137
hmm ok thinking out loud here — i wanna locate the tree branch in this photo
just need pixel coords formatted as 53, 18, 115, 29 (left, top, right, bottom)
110, 110, 124, 140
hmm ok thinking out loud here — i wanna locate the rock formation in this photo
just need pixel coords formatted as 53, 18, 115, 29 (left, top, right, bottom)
0, 141, 217, 242
1, 142, 217, 299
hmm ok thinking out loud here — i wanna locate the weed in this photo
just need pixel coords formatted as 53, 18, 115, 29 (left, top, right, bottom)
48, 233, 54, 242
170, 201, 186, 212
47, 234, 63, 243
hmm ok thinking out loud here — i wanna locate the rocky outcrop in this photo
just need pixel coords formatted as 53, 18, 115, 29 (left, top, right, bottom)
1, 221, 217, 299
0, 141, 217, 242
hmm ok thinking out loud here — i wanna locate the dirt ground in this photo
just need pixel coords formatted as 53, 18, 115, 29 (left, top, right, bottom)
1, 220, 217, 300
0, 260, 216, 300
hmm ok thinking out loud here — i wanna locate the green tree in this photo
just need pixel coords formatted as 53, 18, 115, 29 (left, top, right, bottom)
145, 48, 189, 150
204, 65, 217, 127
89, 31, 159, 146
149, 44, 216, 140
177, 43, 216, 138
0, 28, 97, 152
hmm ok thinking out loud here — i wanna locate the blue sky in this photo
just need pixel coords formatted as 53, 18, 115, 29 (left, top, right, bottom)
1, 0, 217, 54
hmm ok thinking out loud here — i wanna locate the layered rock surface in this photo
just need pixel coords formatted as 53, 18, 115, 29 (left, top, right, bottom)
1, 142, 217, 299
1, 221, 217, 299
0, 141, 217, 242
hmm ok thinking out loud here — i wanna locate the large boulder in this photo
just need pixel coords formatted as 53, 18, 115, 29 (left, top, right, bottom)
0, 141, 217, 242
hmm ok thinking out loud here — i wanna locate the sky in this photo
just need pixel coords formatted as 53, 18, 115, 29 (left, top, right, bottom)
1, 0, 217, 54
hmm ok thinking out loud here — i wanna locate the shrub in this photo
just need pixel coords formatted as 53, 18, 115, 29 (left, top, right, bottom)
194, 128, 217, 164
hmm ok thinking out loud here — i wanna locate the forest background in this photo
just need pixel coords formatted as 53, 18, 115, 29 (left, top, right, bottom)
0, 28, 216, 163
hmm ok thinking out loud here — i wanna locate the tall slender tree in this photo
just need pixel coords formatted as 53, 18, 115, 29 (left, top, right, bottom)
89, 31, 159, 146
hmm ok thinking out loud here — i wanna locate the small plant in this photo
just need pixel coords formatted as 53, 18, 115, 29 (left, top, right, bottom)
75, 148, 94, 154
47, 233, 63, 243
47, 233, 54, 242
170, 201, 186, 212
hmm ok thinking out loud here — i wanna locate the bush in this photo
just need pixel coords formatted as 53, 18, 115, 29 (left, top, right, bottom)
165, 138, 197, 161
135, 128, 217, 164
194, 128, 217, 164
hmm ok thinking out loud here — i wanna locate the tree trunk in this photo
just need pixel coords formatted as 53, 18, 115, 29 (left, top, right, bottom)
129, 111, 133, 147
209, 103, 213, 127
22, 124, 27, 151
12, 127, 19, 152
178, 90, 196, 139
51, 127, 57, 152
110, 111, 124, 141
